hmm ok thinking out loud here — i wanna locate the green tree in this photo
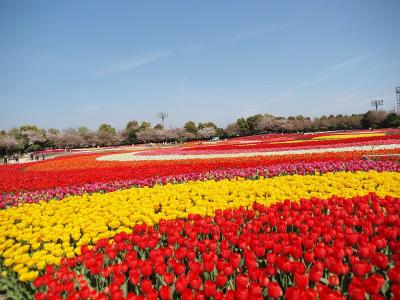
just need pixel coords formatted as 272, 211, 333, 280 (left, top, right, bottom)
236, 118, 248, 135
77, 127, 90, 136
361, 111, 387, 129
246, 114, 263, 134
140, 121, 151, 131
98, 124, 116, 134
11, 125, 47, 151
382, 113, 400, 128
77, 127, 95, 147
126, 120, 139, 131
154, 123, 164, 130
198, 122, 218, 130
97, 124, 117, 146
125, 120, 140, 144
184, 121, 197, 134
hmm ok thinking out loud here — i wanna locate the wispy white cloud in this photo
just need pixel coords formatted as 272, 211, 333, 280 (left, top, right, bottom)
94, 50, 171, 77
231, 25, 288, 43
319, 53, 374, 75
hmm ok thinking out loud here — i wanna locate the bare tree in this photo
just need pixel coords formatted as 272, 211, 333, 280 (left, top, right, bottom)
137, 129, 157, 143
225, 123, 240, 137
164, 128, 179, 141
197, 127, 216, 139
77, 127, 96, 147
24, 130, 46, 145
256, 115, 276, 132
60, 129, 84, 149
175, 128, 195, 141
0, 135, 19, 155
153, 129, 167, 143
47, 128, 63, 148
96, 124, 117, 146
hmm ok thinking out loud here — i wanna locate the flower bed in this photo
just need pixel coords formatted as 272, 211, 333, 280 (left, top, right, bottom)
33, 193, 400, 299
1, 159, 400, 209
1, 147, 399, 194
1, 170, 399, 283
0, 131, 399, 299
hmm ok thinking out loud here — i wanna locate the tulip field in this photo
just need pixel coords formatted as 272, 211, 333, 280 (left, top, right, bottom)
1, 130, 400, 300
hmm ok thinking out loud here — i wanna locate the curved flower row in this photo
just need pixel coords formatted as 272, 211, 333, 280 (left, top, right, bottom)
1, 170, 399, 283
34, 193, 400, 300
1, 160, 400, 209
311, 132, 385, 140
147, 136, 400, 155
181, 134, 399, 152
97, 144, 400, 161
3, 149, 399, 193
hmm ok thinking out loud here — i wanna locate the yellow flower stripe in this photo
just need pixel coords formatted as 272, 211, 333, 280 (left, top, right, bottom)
0, 171, 399, 282
312, 132, 384, 140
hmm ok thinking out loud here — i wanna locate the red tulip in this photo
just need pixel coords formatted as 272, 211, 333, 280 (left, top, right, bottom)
203, 280, 216, 298
189, 275, 202, 290
329, 275, 339, 286
388, 267, 400, 284
234, 287, 249, 300
181, 289, 194, 300
163, 273, 174, 285
308, 267, 322, 283
286, 287, 302, 300
235, 275, 249, 288
364, 275, 385, 295
159, 286, 171, 300
216, 274, 227, 287
129, 270, 140, 285
294, 273, 309, 289
268, 281, 283, 298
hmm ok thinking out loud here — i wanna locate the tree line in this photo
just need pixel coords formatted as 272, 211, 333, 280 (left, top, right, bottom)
1, 110, 399, 155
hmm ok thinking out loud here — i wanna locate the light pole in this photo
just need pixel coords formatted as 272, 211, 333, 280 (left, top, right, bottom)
370, 99, 383, 111
157, 112, 168, 128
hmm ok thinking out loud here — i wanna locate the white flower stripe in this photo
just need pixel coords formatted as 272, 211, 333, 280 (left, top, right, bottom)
96, 144, 400, 162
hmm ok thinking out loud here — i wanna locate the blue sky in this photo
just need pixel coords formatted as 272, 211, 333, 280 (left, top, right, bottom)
0, 1, 399, 130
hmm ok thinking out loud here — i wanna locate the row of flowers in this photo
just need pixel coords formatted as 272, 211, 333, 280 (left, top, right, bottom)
1, 159, 400, 209
2, 148, 399, 193
221, 129, 391, 143
181, 134, 398, 152
1, 170, 399, 283
120, 138, 400, 156
99, 144, 400, 161
32, 193, 400, 300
